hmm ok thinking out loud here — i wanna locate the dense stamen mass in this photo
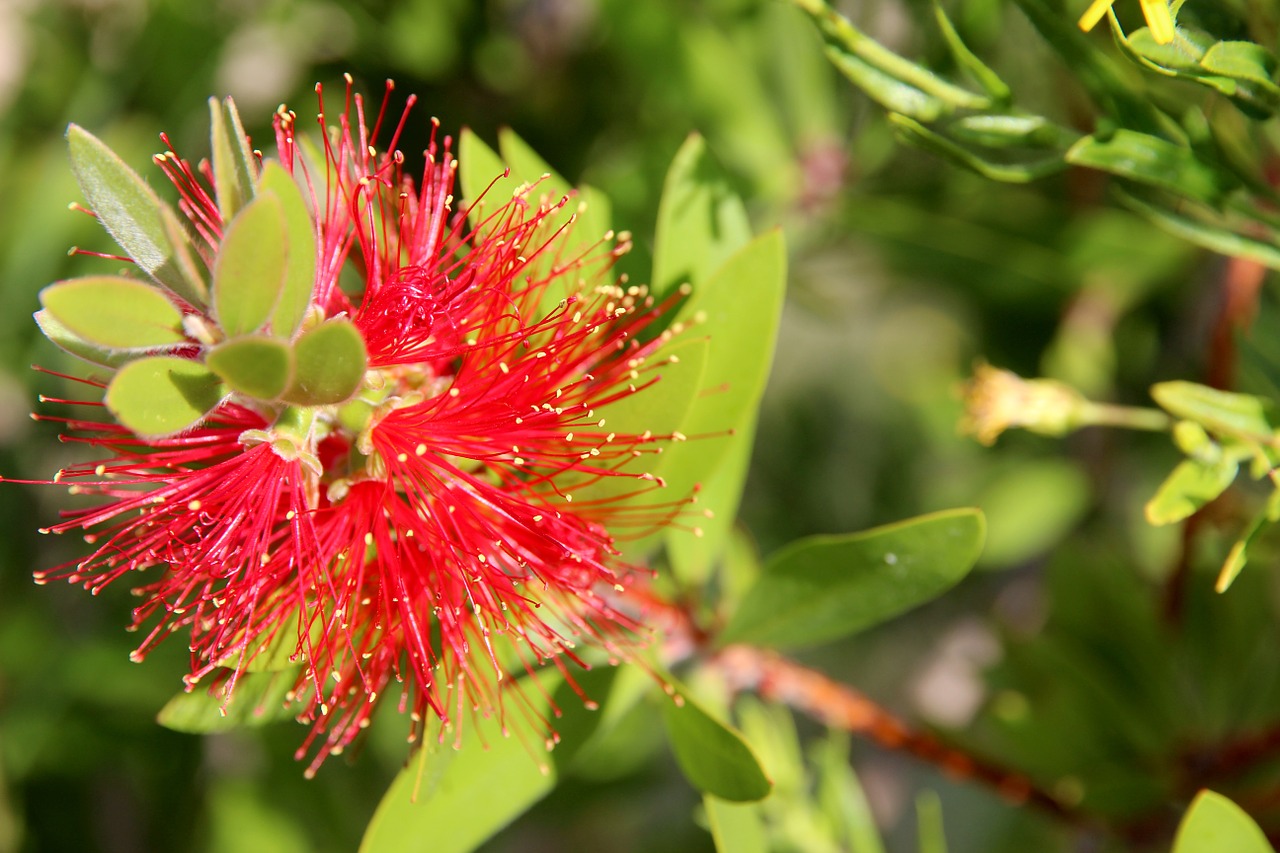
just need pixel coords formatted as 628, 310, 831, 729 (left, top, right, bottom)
28, 78, 696, 774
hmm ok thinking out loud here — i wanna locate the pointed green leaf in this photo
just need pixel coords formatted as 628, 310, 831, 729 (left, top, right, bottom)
719, 509, 985, 649
207, 336, 294, 400
1145, 458, 1238, 525
209, 96, 258, 222
213, 192, 289, 337
157, 669, 298, 733
705, 797, 769, 853
257, 162, 317, 338
576, 337, 708, 509
652, 134, 752, 302
825, 47, 945, 121
33, 309, 132, 368
645, 231, 786, 548
1200, 42, 1280, 93
458, 127, 511, 228
67, 124, 208, 306
106, 356, 224, 437
661, 687, 772, 802
1115, 187, 1280, 271
932, 1, 1010, 104
284, 319, 367, 406
40, 276, 186, 349
1173, 791, 1273, 853
889, 114, 1070, 183
1152, 381, 1277, 439
1066, 130, 1230, 205
915, 792, 948, 853
360, 669, 614, 853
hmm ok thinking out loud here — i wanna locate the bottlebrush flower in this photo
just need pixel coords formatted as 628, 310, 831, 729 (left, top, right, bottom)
26, 79, 700, 775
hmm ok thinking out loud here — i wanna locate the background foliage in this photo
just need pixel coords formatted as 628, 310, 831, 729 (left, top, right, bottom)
3, 0, 1278, 851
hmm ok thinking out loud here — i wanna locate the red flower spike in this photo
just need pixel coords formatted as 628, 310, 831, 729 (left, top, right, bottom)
27, 79, 696, 774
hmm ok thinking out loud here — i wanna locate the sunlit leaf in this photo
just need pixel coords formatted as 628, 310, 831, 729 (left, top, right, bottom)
157, 669, 298, 733
360, 668, 614, 853
105, 356, 225, 438
34, 309, 132, 369
706, 797, 769, 853
1172, 790, 1273, 853
719, 509, 985, 649
284, 318, 367, 406
213, 192, 289, 338
661, 687, 772, 802
209, 96, 258, 222
1151, 381, 1277, 439
207, 336, 295, 400
257, 162, 317, 338
67, 124, 209, 307
39, 276, 185, 350
1145, 458, 1238, 525
652, 134, 752, 301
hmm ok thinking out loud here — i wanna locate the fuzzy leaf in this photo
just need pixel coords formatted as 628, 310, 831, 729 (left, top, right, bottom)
284, 319, 367, 406
661, 688, 772, 802
360, 668, 615, 853
209, 96, 258, 222
652, 134, 752, 302
106, 356, 224, 437
1200, 42, 1280, 93
66, 124, 208, 306
1172, 790, 1273, 853
157, 669, 298, 733
257, 162, 317, 338
40, 276, 186, 349
719, 509, 985, 649
33, 309, 132, 369
213, 192, 289, 337
207, 336, 294, 400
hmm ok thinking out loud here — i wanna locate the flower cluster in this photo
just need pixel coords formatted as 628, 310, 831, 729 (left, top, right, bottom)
29, 79, 694, 774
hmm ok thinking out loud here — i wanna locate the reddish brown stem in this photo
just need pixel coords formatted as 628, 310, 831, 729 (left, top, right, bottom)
713, 645, 1082, 823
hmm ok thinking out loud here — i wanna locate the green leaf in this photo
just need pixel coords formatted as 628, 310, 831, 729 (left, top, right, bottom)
797, 0, 989, 112
1115, 187, 1280, 271
665, 418, 755, 585
257, 162, 317, 338
576, 337, 709, 509
1145, 458, 1238, 525
651, 134, 752, 302
977, 459, 1090, 569
915, 792, 948, 853
661, 688, 772, 802
932, 1, 1010, 104
157, 669, 298, 733
66, 124, 208, 307
207, 336, 295, 400
209, 96, 258, 223
1152, 381, 1277, 439
360, 668, 614, 853
39, 276, 186, 350
457, 128, 510, 226
648, 231, 787, 549
705, 797, 769, 853
1066, 130, 1229, 205
889, 114, 1070, 183
284, 319, 367, 406
815, 734, 885, 853
213, 192, 289, 337
106, 356, 225, 437
1200, 42, 1280, 93
825, 47, 946, 121
719, 508, 985, 649
33, 309, 132, 369
1172, 790, 1274, 853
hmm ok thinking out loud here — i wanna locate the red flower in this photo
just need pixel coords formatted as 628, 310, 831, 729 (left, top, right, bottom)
30, 79, 693, 774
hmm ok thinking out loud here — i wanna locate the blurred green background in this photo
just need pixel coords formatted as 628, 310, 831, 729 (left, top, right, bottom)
3, 1, 1273, 851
